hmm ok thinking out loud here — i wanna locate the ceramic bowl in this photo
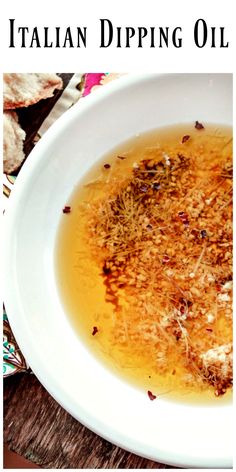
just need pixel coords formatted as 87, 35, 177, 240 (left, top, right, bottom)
4, 74, 233, 468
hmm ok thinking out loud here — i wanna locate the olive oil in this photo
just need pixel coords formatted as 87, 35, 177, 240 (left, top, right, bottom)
55, 123, 232, 404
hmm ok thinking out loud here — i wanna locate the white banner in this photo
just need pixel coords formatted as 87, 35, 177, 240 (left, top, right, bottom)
1, 0, 234, 72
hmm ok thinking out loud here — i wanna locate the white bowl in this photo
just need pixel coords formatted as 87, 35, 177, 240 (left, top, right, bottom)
4, 74, 233, 468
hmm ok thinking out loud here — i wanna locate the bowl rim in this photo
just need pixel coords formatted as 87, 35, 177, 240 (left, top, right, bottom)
3, 73, 233, 468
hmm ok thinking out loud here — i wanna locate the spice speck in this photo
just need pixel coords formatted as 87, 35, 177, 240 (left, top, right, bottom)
92, 326, 98, 336
103, 264, 111, 275
63, 206, 71, 214
195, 121, 205, 130
147, 390, 156, 401
140, 184, 149, 193
104, 163, 111, 169
182, 135, 190, 143
162, 255, 170, 263
200, 230, 207, 238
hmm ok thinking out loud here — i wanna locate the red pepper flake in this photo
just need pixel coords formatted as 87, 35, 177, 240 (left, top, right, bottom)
178, 211, 189, 224
206, 328, 213, 332
182, 135, 190, 143
92, 326, 98, 336
104, 163, 111, 169
63, 206, 71, 214
179, 297, 193, 307
183, 219, 190, 227
195, 121, 205, 130
147, 390, 156, 401
177, 211, 189, 227
162, 254, 170, 263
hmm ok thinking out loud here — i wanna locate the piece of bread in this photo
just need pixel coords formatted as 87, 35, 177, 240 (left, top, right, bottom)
3, 73, 63, 109
3, 111, 26, 174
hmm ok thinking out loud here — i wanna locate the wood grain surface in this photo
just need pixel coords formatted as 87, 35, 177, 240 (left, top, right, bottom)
4, 446, 41, 469
4, 373, 175, 469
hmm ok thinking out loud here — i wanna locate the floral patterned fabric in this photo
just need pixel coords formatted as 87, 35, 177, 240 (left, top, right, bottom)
3, 307, 28, 376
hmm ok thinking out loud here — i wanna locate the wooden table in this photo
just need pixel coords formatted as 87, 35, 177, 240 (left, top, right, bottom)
4, 373, 175, 469
3, 73, 177, 469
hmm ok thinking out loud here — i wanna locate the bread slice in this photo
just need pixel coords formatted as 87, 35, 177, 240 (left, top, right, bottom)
3, 73, 63, 109
3, 111, 26, 174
